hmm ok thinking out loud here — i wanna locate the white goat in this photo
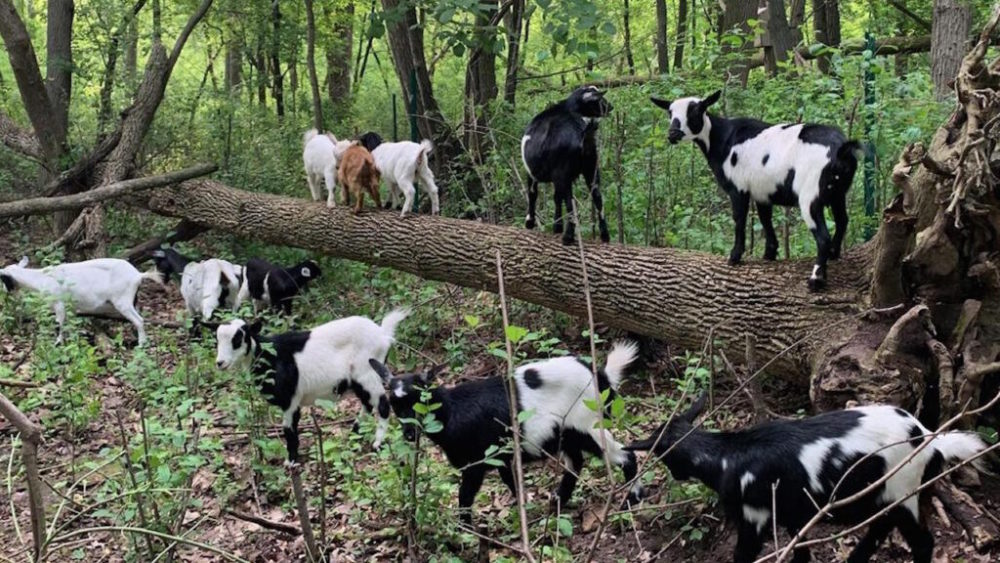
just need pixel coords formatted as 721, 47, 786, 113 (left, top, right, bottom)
369, 138, 441, 217
0, 257, 164, 345
302, 129, 355, 208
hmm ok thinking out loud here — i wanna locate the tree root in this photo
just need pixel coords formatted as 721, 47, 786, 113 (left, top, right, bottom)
935, 481, 1000, 551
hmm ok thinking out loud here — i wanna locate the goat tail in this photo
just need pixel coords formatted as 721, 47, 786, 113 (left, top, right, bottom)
419, 139, 434, 155
380, 307, 411, 340
932, 431, 987, 468
603, 340, 639, 390
140, 269, 166, 287
837, 140, 864, 164
304, 128, 319, 145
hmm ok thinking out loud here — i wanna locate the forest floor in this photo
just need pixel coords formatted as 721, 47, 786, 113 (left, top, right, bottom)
1, 222, 999, 563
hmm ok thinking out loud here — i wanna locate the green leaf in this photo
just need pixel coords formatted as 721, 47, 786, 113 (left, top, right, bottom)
557, 517, 573, 537
463, 315, 480, 328
413, 403, 429, 414
517, 409, 535, 423
600, 21, 616, 35
611, 396, 625, 418
484, 458, 504, 467
505, 325, 528, 344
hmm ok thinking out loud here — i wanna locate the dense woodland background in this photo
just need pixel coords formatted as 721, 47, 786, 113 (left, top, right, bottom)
1, 0, 999, 561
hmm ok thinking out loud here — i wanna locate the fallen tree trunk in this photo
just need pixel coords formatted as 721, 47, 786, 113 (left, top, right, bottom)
147, 179, 869, 380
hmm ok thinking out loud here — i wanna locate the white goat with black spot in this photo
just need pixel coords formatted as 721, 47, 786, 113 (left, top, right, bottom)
212, 308, 410, 463
628, 397, 985, 563
650, 90, 861, 290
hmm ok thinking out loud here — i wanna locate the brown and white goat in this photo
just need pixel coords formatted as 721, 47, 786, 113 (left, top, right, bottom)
337, 143, 382, 214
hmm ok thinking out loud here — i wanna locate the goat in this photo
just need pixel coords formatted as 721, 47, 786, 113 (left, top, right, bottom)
151, 248, 244, 320
368, 341, 644, 523
0, 256, 164, 345
628, 396, 986, 563
303, 128, 355, 208
237, 258, 321, 316
362, 132, 441, 217
521, 85, 614, 245
650, 90, 861, 290
212, 309, 409, 461
337, 142, 382, 214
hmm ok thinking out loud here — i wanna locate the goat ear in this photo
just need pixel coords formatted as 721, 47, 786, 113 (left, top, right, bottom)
17, 256, 29, 268
682, 392, 708, 423
247, 318, 264, 336
369, 358, 394, 382
199, 320, 221, 332
700, 90, 722, 109
421, 363, 447, 384
625, 423, 666, 451
649, 97, 672, 111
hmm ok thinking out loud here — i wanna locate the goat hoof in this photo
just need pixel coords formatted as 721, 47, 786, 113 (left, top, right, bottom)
599, 231, 610, 243
728, 255, 743, 266
561, 235, 576, 246
763, 249, 778, 261
552, 223, 564, 234
807, 276, 826, 292
284, 460, 304, 474
829, 248, 842, 261
525, 217, 536, 229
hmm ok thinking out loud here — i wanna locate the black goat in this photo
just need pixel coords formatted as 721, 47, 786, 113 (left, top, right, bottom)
239, 258, 321, 316
521, 86, 613, 245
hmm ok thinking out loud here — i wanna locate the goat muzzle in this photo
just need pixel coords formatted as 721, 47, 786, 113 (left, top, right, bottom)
668, 129, 684, 144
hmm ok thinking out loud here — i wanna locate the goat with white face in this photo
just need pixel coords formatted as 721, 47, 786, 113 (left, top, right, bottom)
650, 91, 860, 290
521, 85, 614, 245
0, 257, 164, 345
628, 396, 986, 563
369, 341, 644, 524
212, 309, 409, 462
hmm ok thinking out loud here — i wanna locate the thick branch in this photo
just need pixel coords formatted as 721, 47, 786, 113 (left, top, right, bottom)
0, 163, 216, 218
147, 179, 874, 380
0, 110, 42, 160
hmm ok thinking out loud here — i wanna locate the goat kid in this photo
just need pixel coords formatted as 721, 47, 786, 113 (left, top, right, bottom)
213, 308, 409, 462
651, 91, 860, 290
521, 85, 613, 245
628, 396, 986, 563
1, 257, 164, 345
337, 142, 383, 213
151, 248, 244, 320
238, 258, 321, 316
368, 341, 643, 523
303, 128, 355, 208
361, 132, 441, 217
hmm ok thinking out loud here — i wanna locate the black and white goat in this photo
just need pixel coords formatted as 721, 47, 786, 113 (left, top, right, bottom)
151, 248, 244, 320
368, 341, 644, 523
237, 258, 321, 316
628, 396, 986, 563
0, 257, 164, 345
521, 85, 613, 245
650, 91, 860, 290
212, 309, 409, 462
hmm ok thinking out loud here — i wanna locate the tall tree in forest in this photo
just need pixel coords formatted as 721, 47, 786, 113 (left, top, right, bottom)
674, 0, 687, 69
720, 0, 758, 81
655, 0, 668, 74
503, 0, 524, 104
759, 0, 797, 75
305, 0, 322, 129
623, 0, 635, 75
46, 0, 73, 149
224, 21, 243, 93
380, 0, 447, 143
464, 0, 499, 158
324, 1, 354, 113
813, 0, 841, 74
270, 0, 284, 118
931, 0, 972, 98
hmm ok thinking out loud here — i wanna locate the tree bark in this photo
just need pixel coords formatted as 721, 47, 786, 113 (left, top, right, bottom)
503, 0, 524, 104
720, 0, 758, 82
813, 0, 841, 74
270, 0, 284, 118
673, 0, 687, 70
464, 0, 499, 159
0, 0, 64, 166
98, 0, 148, 136
931, 0, 972, 99
224, 24, 243, 94
759, 0, 797, 75
324, 1, 354, 114
623, 0, 635, 75
305, 0, 322, 130
655, 0, 668, 74
124, 14, 138, 82
45, 0, 73, 148
381, 0, 447, 142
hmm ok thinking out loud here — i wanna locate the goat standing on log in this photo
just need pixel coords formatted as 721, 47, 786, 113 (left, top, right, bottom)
337, 143, 382, 214
521, 85, 613, 245
358, 132, 440, 217
368, 341, 643, 524
628, 396, 986, 563
303, 129, 354, 208
650, 91, 860, 290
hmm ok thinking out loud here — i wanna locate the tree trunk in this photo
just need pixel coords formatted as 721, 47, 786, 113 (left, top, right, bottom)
324, 1, 354, 115
720, 0, 758, 82
623, 0, 635, 75
381, 0, 447, 143
931, 0, 971, 99
655, 0, 668, 74
124, 14, 138, 82
813, 0, 841, 74
269, 0, 284, 119
759, 0, 797, 75
673, 0, 687, 70
464, 0, 498, 161
224, 28, 243, 94
45, 0, 73, 148
305, 0, 322, 130
502, 0, 523, 105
